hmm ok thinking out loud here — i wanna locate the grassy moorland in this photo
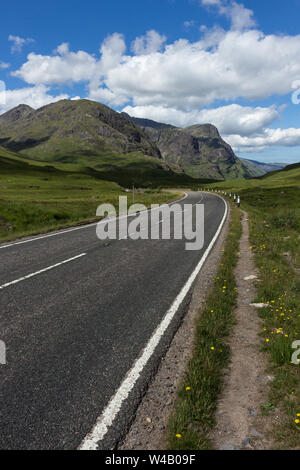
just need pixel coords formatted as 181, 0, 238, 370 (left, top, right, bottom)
205, 163, 300, 448
0, 147, 185, 243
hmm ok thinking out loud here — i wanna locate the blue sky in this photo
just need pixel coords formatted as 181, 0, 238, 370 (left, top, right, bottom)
1, 0, 300, 163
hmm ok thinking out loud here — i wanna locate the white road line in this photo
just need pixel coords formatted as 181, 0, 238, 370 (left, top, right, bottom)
0, 193, 188, 250
79, 195, 227, 451
0, 253, 86, 290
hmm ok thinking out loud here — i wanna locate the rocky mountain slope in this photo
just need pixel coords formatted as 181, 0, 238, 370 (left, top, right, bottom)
0, 99, 271, 182
127, 115, 254, 180
0, 100, 161, 163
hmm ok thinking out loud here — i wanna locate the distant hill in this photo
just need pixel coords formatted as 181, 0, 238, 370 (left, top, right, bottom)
240, 158, 286, 176
278, 161, 300, 172
128, 115, 256, 180
258, 160, 300, 184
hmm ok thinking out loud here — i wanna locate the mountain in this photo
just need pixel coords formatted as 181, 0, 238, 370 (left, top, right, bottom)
0, 100, 161, 162
240, 158, 286, 176
0, 99, 263, 183
0, 102, 214, 187
127, 115, 255, 180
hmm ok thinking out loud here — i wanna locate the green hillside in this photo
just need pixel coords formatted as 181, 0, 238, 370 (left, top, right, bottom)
0, 144, 189, 242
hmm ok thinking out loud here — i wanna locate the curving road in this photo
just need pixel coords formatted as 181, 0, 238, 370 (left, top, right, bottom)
0, 191, 226, 450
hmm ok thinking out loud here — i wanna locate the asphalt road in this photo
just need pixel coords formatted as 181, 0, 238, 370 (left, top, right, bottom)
0, 191, 226, 450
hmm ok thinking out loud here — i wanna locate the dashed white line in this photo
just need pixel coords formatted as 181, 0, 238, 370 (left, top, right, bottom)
0, 253, 87, 290
79, 195, 227, 450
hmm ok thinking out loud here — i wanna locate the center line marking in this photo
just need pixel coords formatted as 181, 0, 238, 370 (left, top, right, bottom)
0, 253, 87, 290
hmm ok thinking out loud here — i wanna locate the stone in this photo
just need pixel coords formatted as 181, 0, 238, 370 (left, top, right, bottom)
248, 407, 258, 417
250, 428, 265, 439
257, 375, 274, 383
242, 438, 251, 448
250, 303, 270, 309
220, 444, 237, 450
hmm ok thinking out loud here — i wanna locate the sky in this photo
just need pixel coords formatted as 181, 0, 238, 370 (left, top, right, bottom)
1, 0, 300, 164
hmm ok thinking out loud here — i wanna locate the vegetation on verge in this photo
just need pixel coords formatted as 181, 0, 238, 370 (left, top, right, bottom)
0, 150, 183, 242
168, 204, 242, 450
206, 164, 300, 449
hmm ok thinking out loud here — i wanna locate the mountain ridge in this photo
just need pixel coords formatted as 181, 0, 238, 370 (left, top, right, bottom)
128, 115, 255, 180
0, 99, 283, 182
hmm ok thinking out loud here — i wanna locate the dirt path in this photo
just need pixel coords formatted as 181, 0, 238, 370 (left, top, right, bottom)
211, 211, 273, 450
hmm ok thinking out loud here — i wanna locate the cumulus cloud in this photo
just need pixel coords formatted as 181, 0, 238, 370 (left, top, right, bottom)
100, 33, 126, 71
227, 128, 300, 152
131, 30, 167, 55
12, 29, 300, 109
99, 30, 300, 111
201, 0, 256, 31
0, 85, 68, 114
8, 35, 34, 53
12, 45, 99, 85
123, 103, 279, 135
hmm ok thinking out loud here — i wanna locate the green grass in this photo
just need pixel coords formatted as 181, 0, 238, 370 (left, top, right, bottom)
0, 150, 183, 242
204, 165, 300, 448
168, 205, 242, 450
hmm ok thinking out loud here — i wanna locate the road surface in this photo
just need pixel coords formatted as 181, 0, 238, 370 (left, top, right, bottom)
0, 191, 226, 449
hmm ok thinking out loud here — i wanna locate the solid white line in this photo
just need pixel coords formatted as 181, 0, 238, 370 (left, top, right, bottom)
0, 193, 188, 250
0, 253, 86, 290
79, 195, 227, 450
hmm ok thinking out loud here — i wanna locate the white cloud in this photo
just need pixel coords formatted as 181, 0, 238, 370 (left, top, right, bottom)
184, 20, 196, 29
8, 35, 34, 53
100, 30, 300, 110
131, 30, 167, 55
12, 46, 99, 85
227, 128, 300, 152
100, 33, 126, 71
123, 103, 279, 135
0, 85, 68, 114
12, 28, 300, 110
201, 0, 256, 31
0, 62, 10, 69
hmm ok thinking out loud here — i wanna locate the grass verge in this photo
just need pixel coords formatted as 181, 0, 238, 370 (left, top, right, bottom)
0, 159, 182, 243
168, 203, 242, 450
243, 189, 300, 448
205, 171, 300, 448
